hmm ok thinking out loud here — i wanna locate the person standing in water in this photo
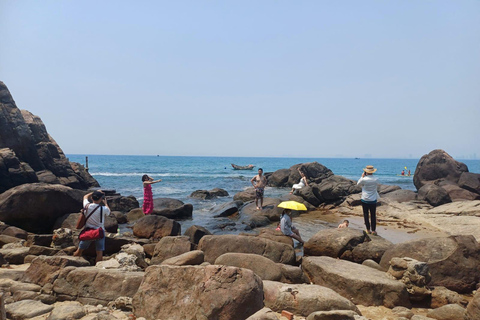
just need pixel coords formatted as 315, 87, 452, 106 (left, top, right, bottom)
142, 175, 162, 214
251, 168, 267, 210
357, 165, 379, 235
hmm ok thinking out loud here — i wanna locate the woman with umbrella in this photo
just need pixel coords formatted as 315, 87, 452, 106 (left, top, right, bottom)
278, 201, 306, 245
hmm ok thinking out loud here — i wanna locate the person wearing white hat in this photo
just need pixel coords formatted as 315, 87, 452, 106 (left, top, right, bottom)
357, 165, 379, 235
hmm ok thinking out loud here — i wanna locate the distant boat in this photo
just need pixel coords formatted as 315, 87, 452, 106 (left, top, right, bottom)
231, 164, 255, 170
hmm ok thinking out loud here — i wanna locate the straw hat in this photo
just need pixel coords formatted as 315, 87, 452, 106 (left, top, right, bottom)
363, 165, 377, 173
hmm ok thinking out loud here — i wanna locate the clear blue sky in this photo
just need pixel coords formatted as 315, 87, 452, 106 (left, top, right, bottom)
1, 1, 479, 159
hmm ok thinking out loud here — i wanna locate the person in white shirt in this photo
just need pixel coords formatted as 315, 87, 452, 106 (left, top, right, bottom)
357, 165, 379, 235
74, 190, 111, 263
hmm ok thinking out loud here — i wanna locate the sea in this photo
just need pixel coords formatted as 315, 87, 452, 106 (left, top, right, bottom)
67, 155, 480, 239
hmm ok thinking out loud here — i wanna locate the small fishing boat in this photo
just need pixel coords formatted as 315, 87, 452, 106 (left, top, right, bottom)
231, 164, 255, 170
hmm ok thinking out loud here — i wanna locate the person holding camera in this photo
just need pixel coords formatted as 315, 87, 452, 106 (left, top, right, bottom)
357, 165, 379, 235
73, 190, 111, 263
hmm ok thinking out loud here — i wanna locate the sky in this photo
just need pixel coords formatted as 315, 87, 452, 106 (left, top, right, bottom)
1, 1, 479, 159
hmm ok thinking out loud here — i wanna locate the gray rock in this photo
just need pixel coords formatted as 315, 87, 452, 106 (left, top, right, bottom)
362, 259, 384, 271
233, 188, 256, 202
304, 228, 366, 258
246, 307, 280, 320
211, 201, 243, 217
46, 301, 86, 320
381, 189, 417, 203
183, 225, 212, 245
427, 303, 466, 320
0, 247, 29, 264
418, 184, 452, 207
5, 300, 54, 319
350, 236, 393, 263
306, 310, 359, 320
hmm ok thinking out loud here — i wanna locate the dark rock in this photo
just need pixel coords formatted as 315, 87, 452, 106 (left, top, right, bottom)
126, 208, 144, 222
53, 213, 80, 230
2, 226, 28, 240
104, 215, 118, 233
211, 201, 243, 217
350, 236, 393, 263
439, 181, 480, 201
381, 189, 417, 203
111, 211, 128, 224
28, 245, 59, 256
0, 148, 38, 193
243, 215, 271, 229
380, 235, 480, 293
240, 198, 283, 222
279, 194, 316, 211
26, 234, 53, 247
209, 188, 229, 197
378, 184, 402, 194
70, 162, 100, 188
184, 225, 212, 245
152, 198, 184, 209
132, 215, 181, 240
190, 190, 214, 200
458, 172, 480, 194
153, 204, 193, 219
106, 195, 139, 213
315, 176, 361, 201
418, 184, 452, 207
297, 186, 322, 207
0, 234, 22, 247
0, 183, 84, 233
413, 149, 469, 190
267, 169, 290, 187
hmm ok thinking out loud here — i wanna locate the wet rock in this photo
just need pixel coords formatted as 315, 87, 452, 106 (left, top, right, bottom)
215, 253, 283, 281
199, 235, 295, 265
211, 201, 243, 217
132, 265, 264, 320
380, 235, 480, 293
263, 280, 360, 317
5, 300, 54, 319
183, 225, 212, 245
427, 303, 466, 320
190, 188, 229, 200
304, 228, 366, 258
132, 215, 181, 240
151, 236, 192, 265
161, 250, 204, 266
153, 204, 193, 219
303, 256, 410, 308
0, 183, 84, 233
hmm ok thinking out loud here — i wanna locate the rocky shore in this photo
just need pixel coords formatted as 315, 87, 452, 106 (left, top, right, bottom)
1, 81, 480, 320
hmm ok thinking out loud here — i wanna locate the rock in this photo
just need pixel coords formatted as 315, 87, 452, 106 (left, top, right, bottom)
243, 215, 272, 229
362, 259, 384, 271
132, 215, 181, 240
350, 236, 393, 263
387, 257, 432, 302
211, 201, 243, 217
126, 208, 145, 222
23, 255, 90, 286
304, 228, 366, 258
414, 150, 469, 190
280, 194, 316, 211
209, 188, 229, 197
0, 148, 39, 193
0, 247, 29, 264
240, 198, 283, 222
0, 234, 22, 247
28, 245, 59, 256
280, 264, 308, 284
268, 169, 291, 187
426, 200, 480, 216
458, 172, 480, 194
53, 267, 144, 305
466, 289, 480, 320
297, 186, 323, 207
183, 225, 212, 245
190, 188, 229, 200
343, 194, 362, 206
120, 243, 148, 269
431, 286, 468, 309
246, 307, 280, 320
2, 226, 28, 240
153, 204, 193, 219
151, 236, 192, 265
0, 183, 84, 233
302, 256, 410, 308
161, 250, 204, 266
380, 235, 480, 293
315, 176, 361, 202
427, 303, 466, 320
52, 213, 79, 230
233, 188, 256, 202
199, 235, 295, 265
381, 189, 417, 203
257, 229, 293, 247
132, 265, 264, 320
152, 198, 184, 209
306, 310, 360, 320
5, 299, 54, 319
106, 195, 139, 213
439, 181, 480, 201
378, 184, 402, 194
418, 184, 452, 207
412, 316, 436, 320
392, 306, 414, 319
46, 301, 86, 320
263, 280, 360, 317
52, 228, 74, 249
215, 253, 282, 281
108, 296, 133, 312
26, 234, 53, 247
111, 211, 128, 224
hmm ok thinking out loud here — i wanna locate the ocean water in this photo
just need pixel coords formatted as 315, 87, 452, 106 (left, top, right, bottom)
67, 155, 480, 235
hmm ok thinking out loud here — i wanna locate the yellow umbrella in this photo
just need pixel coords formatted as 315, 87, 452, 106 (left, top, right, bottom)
277, 201, 307, 211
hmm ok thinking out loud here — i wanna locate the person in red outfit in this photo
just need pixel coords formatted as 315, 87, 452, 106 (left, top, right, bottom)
141, 175, 162, 214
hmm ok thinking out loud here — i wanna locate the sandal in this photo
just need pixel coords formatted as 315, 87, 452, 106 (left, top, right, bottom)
364, 230, 372, 235
371, 231, 377, 236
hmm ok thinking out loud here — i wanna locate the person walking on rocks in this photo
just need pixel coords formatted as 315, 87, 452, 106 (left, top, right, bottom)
142, 175, 162, 214
280, 209, 304, 244
251, 168, 267, 210
74, 191, 111, 263
357, 165, 379, 235
290, 168, 309, 194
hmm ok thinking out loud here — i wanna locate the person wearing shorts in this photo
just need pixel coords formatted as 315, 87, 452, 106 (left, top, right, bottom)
251, 168, 267, 210
74, 190, 111, 263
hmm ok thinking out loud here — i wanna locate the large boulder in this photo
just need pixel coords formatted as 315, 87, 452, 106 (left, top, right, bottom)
304, 228, 366, 258
439, 181, 480, 201
0, 183, 84, 233
315, 176, 361, 202
466, 289, 480, 320
53, 267, 144, 305
161, 250, 204, 266
23, 255, 90, 286
263, 280, 360, 317
151, 236, 192, 265
427, 304, 467, 320
268, 162, 334, 187
234, 188, 256, 202
199, 235, 295, 265
418, 184, 452, 207
414, 150, 469, 190
154, 203, 193, 219
106, 195, 139, 212
215, 253, 283, 281
5, 300, 54, 320
381, 189, 417, 203
0, 148, 38, 193
349, 236, 394, 264
190, 188, 229, 200
240, 198, 283, 222
380, 235, 480, 293
458, 172, 480, 194
183, 225, 212, 245
132, 265, 264, 320
132, 215, 181, 240
303, 256, 410, 308
256, 228, 294, 247
210, 201, 243, 217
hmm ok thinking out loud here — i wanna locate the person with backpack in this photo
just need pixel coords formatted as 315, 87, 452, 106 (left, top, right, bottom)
73, 190, 111, 263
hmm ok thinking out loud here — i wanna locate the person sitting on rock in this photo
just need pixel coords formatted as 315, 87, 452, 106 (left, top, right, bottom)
338, 220, 349, 228
280, 209, 304, 245
290, 168, 309, 194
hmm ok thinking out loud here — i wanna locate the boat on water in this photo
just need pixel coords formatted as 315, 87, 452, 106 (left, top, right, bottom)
231, 164, 255, 170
